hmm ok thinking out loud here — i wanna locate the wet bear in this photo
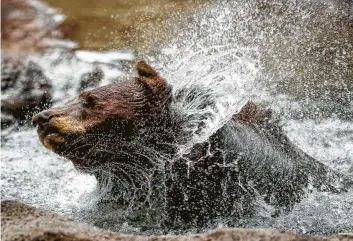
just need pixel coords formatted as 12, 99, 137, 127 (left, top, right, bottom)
33, 61, 352, 229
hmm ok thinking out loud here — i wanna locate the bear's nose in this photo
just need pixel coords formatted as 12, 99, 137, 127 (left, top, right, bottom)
32, 110, 53, 127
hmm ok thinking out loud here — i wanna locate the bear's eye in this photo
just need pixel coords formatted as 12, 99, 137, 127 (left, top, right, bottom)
82, 99, 94, 108
81, 111, 88, 120
80, 92, 95, 108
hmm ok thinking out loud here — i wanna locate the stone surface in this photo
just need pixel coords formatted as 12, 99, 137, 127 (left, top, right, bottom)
1, 90, 52, 127
78, 67, 104, 93
1, 200, 352, 241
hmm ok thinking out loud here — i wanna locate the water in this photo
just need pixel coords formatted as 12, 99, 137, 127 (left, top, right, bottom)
2, 0, 353, 236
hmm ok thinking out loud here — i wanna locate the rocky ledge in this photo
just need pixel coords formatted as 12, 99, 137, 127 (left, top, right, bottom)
1, 200, 352, 241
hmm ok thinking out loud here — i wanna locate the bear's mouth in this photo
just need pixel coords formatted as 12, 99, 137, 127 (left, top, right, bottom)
36, 122, 96, 170
36, 123, 69, 153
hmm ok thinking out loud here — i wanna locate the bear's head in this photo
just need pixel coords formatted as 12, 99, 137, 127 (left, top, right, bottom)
32, 61, 173, 171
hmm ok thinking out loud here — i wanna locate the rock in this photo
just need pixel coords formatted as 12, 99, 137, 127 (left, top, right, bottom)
1, 53, 23, 91
1, 0, 76, 54
1, 52, 52, 93
0, 0, 73, 129
1, 90, 52, 127
2, 201, 353, 241
1, 113, 16, 129
21, 61, 52, 92
78, 67, 104, 93
1, 51, 53, 128
0, 57, 53, 128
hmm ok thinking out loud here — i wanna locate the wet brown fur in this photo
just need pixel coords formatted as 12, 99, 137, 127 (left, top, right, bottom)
33, 61, 352, 229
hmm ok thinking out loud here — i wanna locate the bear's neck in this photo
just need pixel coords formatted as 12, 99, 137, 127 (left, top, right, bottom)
91, 108, 184, 210
139, 107, 184, 157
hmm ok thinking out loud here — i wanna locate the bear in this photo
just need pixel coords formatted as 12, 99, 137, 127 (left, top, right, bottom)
32, 61, 352, 229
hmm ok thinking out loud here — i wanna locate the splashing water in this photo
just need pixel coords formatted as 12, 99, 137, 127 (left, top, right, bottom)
164, 46, 261, 155
149, 0, 353, 234
2, 0, 353, 236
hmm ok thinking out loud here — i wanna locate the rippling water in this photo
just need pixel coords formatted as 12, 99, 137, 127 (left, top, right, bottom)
1, 0, 353, 236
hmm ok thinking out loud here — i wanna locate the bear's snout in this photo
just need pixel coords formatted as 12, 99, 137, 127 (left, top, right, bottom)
32, 110, 54, 127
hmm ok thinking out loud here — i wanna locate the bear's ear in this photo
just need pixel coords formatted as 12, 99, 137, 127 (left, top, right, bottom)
233, 101, 273, 124
136, 61, 158, 78
136, 61, 169, 96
